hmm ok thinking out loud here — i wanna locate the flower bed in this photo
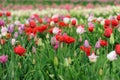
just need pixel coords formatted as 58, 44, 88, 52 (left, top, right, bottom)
0, 8, 120, 79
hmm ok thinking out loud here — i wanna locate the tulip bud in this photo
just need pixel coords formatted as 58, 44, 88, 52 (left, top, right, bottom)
64, 58, 69, 67
98, 28, 103, 33
79, 36, 82, 42
32, 46, 36, 54
38, 38, 43, 46
96, 49, 100, 55
110, 34, 114, 45
68, 57, 72, 65
74, 51, 77, 57
64, 57, 71, 67
46, 33, 49, 39
60, 42, 63, 48
99, 69, 103, 76
32, 59, 36, 64
18, 62, 21, 69
54, 56, 58, 66
0, 45, 1, 49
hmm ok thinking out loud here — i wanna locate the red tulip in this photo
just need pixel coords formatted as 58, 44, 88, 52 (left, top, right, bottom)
53, 17, 59, 23
63, 35, 75, 44
103, 25, 109, 29
115, 44, 120, 55
80, 46, 91, 56
117, 15, 120, 21
100, 40, 108, 47
105, 19, 110, 26
58, 21, 68, 27
71, 20, 76, 25
104, 28, 112, 38
6, 11, 11, 17
0, 39, 6, 45
25, 27, 33, 35
38, 18, 43, 23
37, 25, 47, 33
49, 28, 54, 34
85, 46, 91, 56
33, 27, 38, 35
65, 15, 71, 18
0, 12, 2, 17
111, 19, 118, 27
33, 13, 39, 18
29, 20, 36, 28
14, 45, 26, 56
71, 18, 77, 26
55, 34, 64, 42
88, 27, 94, 32
80, 46, 85, 51
55, 34, 75, 44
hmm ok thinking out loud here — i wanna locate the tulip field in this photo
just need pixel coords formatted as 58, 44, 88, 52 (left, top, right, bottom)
1, 2, 120, 79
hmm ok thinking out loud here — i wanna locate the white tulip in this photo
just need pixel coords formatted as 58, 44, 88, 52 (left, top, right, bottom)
100, 19, 105, 25
88, 53, 98, 63
63, 17, 70, 24
1, 27, 7, 36
52, 14, 59, 19
97, 17, 103, 22
76, 26, 86, 34
107, 51, 117, 61
14, 21, 20, 25
52, 27, 60, 34
11, 38, 16, 46
50, 21, 55, 26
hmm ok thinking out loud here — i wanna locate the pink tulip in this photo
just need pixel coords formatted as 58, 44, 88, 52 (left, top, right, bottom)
84, 40, 90, 48
95, 40, 101, 49
0, 55, 8, 64
54, 44, 59, 50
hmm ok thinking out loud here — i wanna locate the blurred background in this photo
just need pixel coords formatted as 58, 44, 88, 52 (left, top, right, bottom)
0, 0, 120, 10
